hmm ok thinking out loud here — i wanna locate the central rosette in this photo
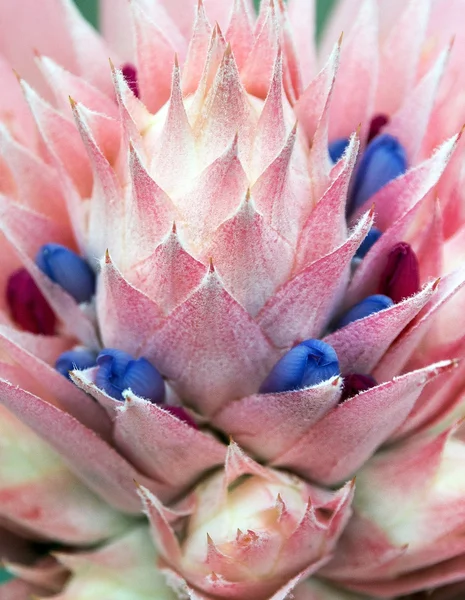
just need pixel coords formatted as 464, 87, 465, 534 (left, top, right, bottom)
138, 446, 354, 599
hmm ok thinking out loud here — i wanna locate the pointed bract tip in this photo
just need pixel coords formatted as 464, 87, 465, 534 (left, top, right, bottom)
224, 42, 233, 58
338, 31, 344, 46
291, 121, 298, 135
12, 68, 22, 83
32, 47, 41, 59
108, 56, 116, 72
245, 189, 251, 202
133, 478, 142, 489
172, 221, 177, 234
68, 95, 77, 109
433, 277, 441, 291
209, 257, 215, 273
459, 124, 465, 140
104, 249, 111, 264
333, 376, 342, 386
174, 53, 179, 69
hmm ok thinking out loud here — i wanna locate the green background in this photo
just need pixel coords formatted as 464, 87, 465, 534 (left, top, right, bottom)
0, 0, 336, 588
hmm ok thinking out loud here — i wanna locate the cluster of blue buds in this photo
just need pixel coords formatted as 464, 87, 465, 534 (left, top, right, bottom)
55, 346, 165, 404
94, 349, 165, 404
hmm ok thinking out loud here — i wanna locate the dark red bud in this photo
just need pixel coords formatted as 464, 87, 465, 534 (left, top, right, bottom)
367, 114, 390, 143
164, 405, 199, 429
6, 268, 56, 335
379, 242, 420, 303
121, 63, 140, 99
340, 373, 377, 403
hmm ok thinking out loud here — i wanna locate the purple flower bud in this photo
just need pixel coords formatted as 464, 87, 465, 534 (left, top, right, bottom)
328, 137, 350, 163
340, 373, 377, 403
6, 268, 56, 335
95, 348, 165, 403
260, 339, 340, 394
36, 244, 96, 304
349, 134, 407, 214
121, 63, 140, 98
379, 242, 420, 303
55, 348, 98, 380
335, 294, 394, 329
355, 227, 382, 259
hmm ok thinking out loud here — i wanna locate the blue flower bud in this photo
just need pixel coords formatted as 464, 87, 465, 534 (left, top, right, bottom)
55, 348, 98, 379
349, 134, 407, 214
35, 244, 96, 304
95, 348, 165, 403
335, 294, 394, 329
260, 339, 340, 394
355, 227, 382, 259
328, 138, 350, 163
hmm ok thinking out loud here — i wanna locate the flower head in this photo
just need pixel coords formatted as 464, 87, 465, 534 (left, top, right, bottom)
0, 0, 465, 599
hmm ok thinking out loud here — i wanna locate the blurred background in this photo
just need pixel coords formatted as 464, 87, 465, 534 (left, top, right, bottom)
0, 0, 337, 587
75, 0, 338, 37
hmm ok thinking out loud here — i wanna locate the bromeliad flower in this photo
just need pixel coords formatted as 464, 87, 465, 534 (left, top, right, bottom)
1, 0, 465, 599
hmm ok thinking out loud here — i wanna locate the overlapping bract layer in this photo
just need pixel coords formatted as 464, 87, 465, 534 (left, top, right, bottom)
1, 0, 465, 599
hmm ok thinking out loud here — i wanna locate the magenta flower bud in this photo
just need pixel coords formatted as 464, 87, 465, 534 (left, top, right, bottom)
379, 242, 420, 303
367, 114, 390, 142
6, 268, 56, 335
340, 373, 378, 403
163, 405, 199, 429
121, 63, 140, 98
